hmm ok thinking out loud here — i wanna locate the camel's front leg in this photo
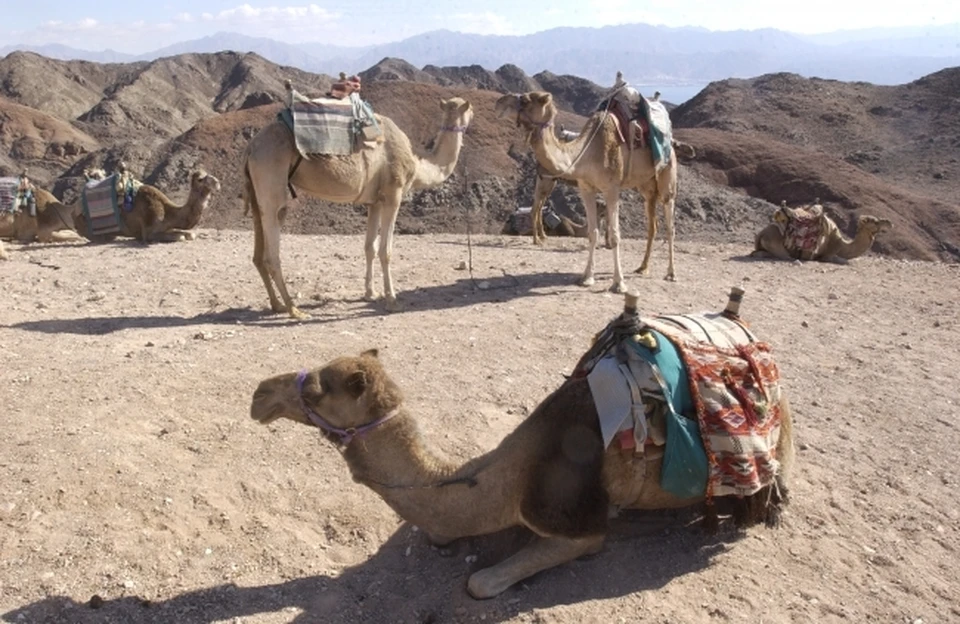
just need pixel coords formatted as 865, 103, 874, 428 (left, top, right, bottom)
603, 189, 625, 293
377, 189, 404, 312
363, 204, 382, 301
634, 194, 658, 276
579, 189, 600, 286
467, 534, 605, 599
531, 175, 557, 246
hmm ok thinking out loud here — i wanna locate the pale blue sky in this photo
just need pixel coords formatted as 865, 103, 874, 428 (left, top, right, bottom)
3, 0, 959, 52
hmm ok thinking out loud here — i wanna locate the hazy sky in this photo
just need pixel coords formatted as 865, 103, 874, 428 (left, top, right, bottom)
4, 1, 959, 52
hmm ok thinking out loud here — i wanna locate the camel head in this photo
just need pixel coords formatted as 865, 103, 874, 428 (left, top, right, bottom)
857, 215, 893, 236
494, 92, 557, 133
251, 349, 404, 444
190, 168, 222, 196
439, 97, 474, 132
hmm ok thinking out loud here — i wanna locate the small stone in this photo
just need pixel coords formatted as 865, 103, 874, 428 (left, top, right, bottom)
405, 546, 412, 557
145, 341, 155, 347
828, 293, 839, 300
123, 580, 135, 589
801, 320, 809, 328
477, 281, 490, 290
465, 555, 478, 563
89, 595, 104, 609
455, 261, 467, 270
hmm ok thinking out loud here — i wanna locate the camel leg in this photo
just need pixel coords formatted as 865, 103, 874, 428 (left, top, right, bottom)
363, 203, 382, 301
467, 534, 605, 599
750, 226, 796, 262
531, 175, 556, 246
251, 204, 285, 314
662, 197, 676, 281
377, 189, 404, 312
261, 213, 307, 319
579, 189, 600, 287
0, 240, 7, 260
604, 190, 625, 293
634, 194, 658, 276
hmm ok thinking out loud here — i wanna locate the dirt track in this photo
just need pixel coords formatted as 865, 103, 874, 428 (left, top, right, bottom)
1, 230, 958, 623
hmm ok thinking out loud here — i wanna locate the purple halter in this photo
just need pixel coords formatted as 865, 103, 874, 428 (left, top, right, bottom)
296, 370, 399, 446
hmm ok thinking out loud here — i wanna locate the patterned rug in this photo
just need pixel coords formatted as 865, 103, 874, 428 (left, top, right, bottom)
0, 177, 18, 214
81, 174, 121, 236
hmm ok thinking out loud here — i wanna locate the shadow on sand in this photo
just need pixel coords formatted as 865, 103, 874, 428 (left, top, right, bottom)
6, 271, 589, 335
2, 511, 751, 624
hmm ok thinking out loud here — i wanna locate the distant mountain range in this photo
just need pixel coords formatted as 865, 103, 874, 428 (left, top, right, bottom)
2, 23, 959, 88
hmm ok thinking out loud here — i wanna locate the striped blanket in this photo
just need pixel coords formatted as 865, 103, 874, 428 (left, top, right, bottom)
282, 88, 382, 157
81, 174, 121, 236
0, 178, 17, 214
646, 314, 783, 499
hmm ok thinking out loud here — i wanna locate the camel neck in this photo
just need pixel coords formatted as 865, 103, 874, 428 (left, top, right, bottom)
170, 185, 211, 230
835, 227, 876, 259
343, 414, 516, 539
529, 125, 578, 176
412, 125, 464, 188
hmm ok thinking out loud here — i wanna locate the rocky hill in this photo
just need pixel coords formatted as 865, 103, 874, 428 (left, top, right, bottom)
0, 49, 957, 261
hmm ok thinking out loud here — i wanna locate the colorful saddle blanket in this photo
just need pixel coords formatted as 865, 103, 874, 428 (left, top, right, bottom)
598, 89, 673, 172
81, 174, 121, 236
281, 88, 381, 157
779, 204, 825, 257
586, 311, 783, 500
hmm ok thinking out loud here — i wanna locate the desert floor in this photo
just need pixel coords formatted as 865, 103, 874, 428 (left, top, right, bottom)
1, 230, 958, 624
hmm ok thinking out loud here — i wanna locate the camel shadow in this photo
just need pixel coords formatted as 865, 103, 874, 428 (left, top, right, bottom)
5, 305, 380, 335
376, 270, 597, 315
434, 238, 590, 255
1, 511, 747, 624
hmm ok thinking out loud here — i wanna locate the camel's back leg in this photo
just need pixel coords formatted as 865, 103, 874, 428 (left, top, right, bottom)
751, 225, 795, 261
467, 535, 605, 599
247, 163, 304, 318
634, 193, 658, 276
578, 188, 600, 287
531, 175, 557, 246
661, 196, 676, 281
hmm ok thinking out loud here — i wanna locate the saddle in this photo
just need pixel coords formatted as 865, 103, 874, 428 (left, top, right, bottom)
327, 72, 362, 100
775, 200, 827, 259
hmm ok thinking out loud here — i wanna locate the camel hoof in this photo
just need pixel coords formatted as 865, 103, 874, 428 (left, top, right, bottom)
610, 281, 626, 294
364, 290, 378, 302
289, 307, 310, 320
579, 275, 595, 287
466, 569, 508, 600
633, 266, 650, 276
664, 274, 676, 282
270, 302, 286, 314
384, 297, 403, 313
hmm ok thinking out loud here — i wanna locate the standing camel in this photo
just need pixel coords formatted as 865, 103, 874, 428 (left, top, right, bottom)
496, 91, 680, 289
243, 92, 473, 318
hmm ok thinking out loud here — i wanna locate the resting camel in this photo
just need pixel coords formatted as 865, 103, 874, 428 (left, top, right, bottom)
495, 90, 681, 287
251, 292, 795, 599
243, 87, 473, 318
74, 167, 221, 243
0, 175, 79, 245
752, 199, 893, 262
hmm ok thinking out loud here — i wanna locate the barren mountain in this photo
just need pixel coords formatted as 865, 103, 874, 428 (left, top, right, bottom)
0, 49, 957, 261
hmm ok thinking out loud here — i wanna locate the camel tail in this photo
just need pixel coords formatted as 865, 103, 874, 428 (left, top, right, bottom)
242, 162, 254, 218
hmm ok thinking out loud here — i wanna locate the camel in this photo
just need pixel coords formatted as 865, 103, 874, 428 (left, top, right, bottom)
251, 291, 795, 599
242, 86, 473, 318
496, 88, 681, 288
74, 167, 221, 243
0, 173, 80, 245
752, 199, 893, 262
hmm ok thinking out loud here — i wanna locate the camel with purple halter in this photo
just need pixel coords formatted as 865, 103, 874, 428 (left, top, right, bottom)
496, 88, 681, 289
242, 85, 473, 318
251, 290, 795, 599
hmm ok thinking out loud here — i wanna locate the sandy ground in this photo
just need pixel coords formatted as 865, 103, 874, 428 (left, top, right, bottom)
0, 230, 958, 624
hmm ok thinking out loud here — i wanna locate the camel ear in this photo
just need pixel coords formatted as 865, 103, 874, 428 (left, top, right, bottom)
531, 92, 552, 105
440, 98, 450, 110
457, 100, 471, 114
345, 369, 367, 398
360, 348, 379, 359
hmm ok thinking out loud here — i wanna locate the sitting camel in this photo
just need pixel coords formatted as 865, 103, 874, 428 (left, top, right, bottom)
752, 199, 893, 262
251, 291, 795, 599
74, 166, 221, 243
496, 89, 680, 290
243, 84, 473, 318
0, 172, 80, 245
